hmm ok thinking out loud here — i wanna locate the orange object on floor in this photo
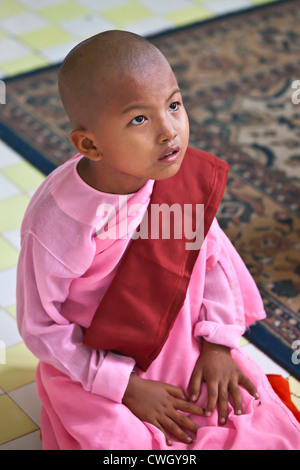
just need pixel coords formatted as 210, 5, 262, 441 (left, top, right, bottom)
267, 374, 300, 423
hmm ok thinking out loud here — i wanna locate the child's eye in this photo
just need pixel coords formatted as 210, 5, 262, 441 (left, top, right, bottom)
169, 101, 180, 111
130, 115, 146, 125
169, 102, 178, 110
169, 102, 180, 111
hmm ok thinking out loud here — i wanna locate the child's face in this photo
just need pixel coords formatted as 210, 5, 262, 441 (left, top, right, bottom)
88, 60, 190, 194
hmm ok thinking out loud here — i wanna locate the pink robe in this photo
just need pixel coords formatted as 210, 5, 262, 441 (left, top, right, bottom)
17, 154, 300, 450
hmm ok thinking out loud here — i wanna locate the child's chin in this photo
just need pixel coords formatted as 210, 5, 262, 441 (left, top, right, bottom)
156, 160, 183, 180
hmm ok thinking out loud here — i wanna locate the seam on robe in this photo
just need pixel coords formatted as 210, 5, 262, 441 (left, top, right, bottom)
21, 230, 90, 276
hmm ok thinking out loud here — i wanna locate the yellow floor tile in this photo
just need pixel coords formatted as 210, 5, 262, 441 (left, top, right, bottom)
1, 53, 48, 77
166, 6, 214, 27
0, 342, 5, 366
0, 394, 38, 445
6, 304, 16, 320
20, 26, 74, 50
0, 0, 25, 20
288, 376, 300, 412
38, 1, 88, 23
101, 3, 154, 27
240, 335, 249, 347
0, 343, 38, 393
0, 194, 30, 232
0, 236, 19, 270
2, 161, 44, 192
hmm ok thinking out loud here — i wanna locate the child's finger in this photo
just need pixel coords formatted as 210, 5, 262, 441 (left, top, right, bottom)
205, 380, 218, 416
153, 420, 173, 447
187, 369, 203, 402
239, 374, 259, 400
165, 383, 188, 401
174, 397, 205, 416
229, 381, 243, 416
158, 415, 194, 446
172, 409, 199, 435
217, 384, 229, 424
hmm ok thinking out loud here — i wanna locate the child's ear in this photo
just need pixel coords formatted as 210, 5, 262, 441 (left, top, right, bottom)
70, 129, 102, 161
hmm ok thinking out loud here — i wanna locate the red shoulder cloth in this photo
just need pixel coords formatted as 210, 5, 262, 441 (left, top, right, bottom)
83, 147, 229, 371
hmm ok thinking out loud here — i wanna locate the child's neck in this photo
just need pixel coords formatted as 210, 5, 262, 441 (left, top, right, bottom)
77, 156, 147, 195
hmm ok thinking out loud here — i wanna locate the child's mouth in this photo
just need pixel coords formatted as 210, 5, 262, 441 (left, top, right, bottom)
158, 147, 180, 163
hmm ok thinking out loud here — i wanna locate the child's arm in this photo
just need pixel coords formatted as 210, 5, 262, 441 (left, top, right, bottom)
17, 232, 135, 403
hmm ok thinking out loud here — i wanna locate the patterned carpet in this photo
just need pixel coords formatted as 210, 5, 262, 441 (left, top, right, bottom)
0, 0, 299, 378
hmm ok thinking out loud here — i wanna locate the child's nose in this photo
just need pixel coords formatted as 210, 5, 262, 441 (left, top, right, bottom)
157, 116, 177, 143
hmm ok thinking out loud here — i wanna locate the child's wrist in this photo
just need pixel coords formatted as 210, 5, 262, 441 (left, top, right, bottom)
202, 340, 230, 354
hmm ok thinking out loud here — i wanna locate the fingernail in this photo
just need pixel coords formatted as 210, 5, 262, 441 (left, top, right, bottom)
190, 394, 197, 402
236, 410, 242, 415
187, 436, 193, 444
205, 411, 212, 417
255, 393, 259, 399
167, 439, 173, 446
220, 417, 226, 424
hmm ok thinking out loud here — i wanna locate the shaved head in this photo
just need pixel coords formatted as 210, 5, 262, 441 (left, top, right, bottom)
58, 30, 170, 129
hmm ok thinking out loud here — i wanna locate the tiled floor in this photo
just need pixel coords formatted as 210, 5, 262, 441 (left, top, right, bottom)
0, 0, 278, 78
0, 0, 299, 451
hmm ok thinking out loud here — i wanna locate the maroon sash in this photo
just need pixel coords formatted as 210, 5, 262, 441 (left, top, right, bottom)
83, 147, 229, 371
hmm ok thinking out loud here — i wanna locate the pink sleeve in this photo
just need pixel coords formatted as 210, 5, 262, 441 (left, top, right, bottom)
194, 219, 266, 349
194, 261, 245, 349
17, 233, 135, 403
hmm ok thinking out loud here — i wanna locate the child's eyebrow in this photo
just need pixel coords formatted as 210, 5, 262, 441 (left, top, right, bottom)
121, 88, 181, 115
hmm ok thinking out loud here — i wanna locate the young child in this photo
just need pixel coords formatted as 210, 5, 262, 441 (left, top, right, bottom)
17, 30, 300, 450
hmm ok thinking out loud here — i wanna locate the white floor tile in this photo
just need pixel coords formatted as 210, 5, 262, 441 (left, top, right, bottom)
141, 0, 193, 15
90, 0, 129, 10
60, 15, 114, 39
2, 228, 21, 252
40, 40, 79, 63
243, 343, 290, 377
0, 38, 31, 64
17, 0, 63, 9
0, 308, 22, 348
0, 430, 42, 450
0, 141, 23, 168
27, 187, 39, 198
0, 173, 21, 200
203, 0, 252, 15
77, 0, 109, 10
0, 267, 17, 308
8, 382, 41, 426
0, 12, 48, 36
126, 17, 174, 37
